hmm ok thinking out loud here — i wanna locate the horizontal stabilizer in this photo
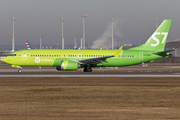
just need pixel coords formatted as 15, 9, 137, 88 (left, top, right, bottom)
153, 49, 175, 55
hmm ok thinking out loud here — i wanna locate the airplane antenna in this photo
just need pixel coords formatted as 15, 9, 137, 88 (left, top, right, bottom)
60, 17, 64, 49
11, 17, 15, 52
81, 14, 88, 49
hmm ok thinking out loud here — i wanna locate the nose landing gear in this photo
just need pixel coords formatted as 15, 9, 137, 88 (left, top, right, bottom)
18, 67, 22, 73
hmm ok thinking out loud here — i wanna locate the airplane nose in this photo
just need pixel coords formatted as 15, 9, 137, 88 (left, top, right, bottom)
2, 57, 9, 64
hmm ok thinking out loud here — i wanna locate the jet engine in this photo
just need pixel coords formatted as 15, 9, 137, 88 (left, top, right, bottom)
56, 60, 78, 71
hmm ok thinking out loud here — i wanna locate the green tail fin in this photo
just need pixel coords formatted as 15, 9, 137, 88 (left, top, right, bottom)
129, 19, 171, 52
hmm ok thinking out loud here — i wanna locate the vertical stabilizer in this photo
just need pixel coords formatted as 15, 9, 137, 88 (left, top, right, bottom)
26, 41, 33, 50
129, 20, 171, 51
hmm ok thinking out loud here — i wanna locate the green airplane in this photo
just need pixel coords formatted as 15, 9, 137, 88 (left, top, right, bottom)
2, 19, 173, 73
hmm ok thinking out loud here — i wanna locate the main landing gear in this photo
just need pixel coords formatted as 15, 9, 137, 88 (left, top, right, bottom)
83, 67, 92, 72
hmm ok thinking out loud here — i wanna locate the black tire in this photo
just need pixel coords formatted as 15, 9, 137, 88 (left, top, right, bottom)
18, 69, 22, 73
87, 68, 92, 72
83, 67, 87, 72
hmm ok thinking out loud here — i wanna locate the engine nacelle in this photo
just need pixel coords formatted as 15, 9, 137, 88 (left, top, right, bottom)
56, 60, 78, 71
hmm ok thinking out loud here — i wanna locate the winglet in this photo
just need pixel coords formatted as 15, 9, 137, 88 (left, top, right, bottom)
115, 46, 123, 59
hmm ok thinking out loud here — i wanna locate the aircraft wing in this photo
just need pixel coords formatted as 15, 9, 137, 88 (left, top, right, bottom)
78, 46, 123, 65
153, 49, 175, 55
79, 55, 114, 65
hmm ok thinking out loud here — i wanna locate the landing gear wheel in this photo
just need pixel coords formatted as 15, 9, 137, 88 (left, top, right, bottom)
83, 67, 87, 72
18, 69, 22, 73
83, 67, 92, 72
87, 68, 92, 72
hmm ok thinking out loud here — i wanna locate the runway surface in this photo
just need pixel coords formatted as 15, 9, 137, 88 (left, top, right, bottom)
1, 64, 180, 77
0, 71, 180, 77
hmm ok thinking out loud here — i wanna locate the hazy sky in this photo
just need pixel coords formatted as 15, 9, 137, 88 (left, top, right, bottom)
0, 0, 180, 48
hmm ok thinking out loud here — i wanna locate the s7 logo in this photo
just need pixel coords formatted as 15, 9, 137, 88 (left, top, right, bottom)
151, 32, 168, 46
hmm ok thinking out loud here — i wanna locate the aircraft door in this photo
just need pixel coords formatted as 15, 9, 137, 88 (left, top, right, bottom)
139, 52, 143, 61
22, 51, 27, 60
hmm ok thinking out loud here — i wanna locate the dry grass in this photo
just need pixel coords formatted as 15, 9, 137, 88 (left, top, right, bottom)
0, 77, 180, 120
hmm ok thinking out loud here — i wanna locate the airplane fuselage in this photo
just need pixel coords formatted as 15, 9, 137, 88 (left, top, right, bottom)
3, 49, 167, 67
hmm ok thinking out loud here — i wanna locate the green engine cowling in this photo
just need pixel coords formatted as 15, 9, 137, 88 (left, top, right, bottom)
56, 60, 78, 70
